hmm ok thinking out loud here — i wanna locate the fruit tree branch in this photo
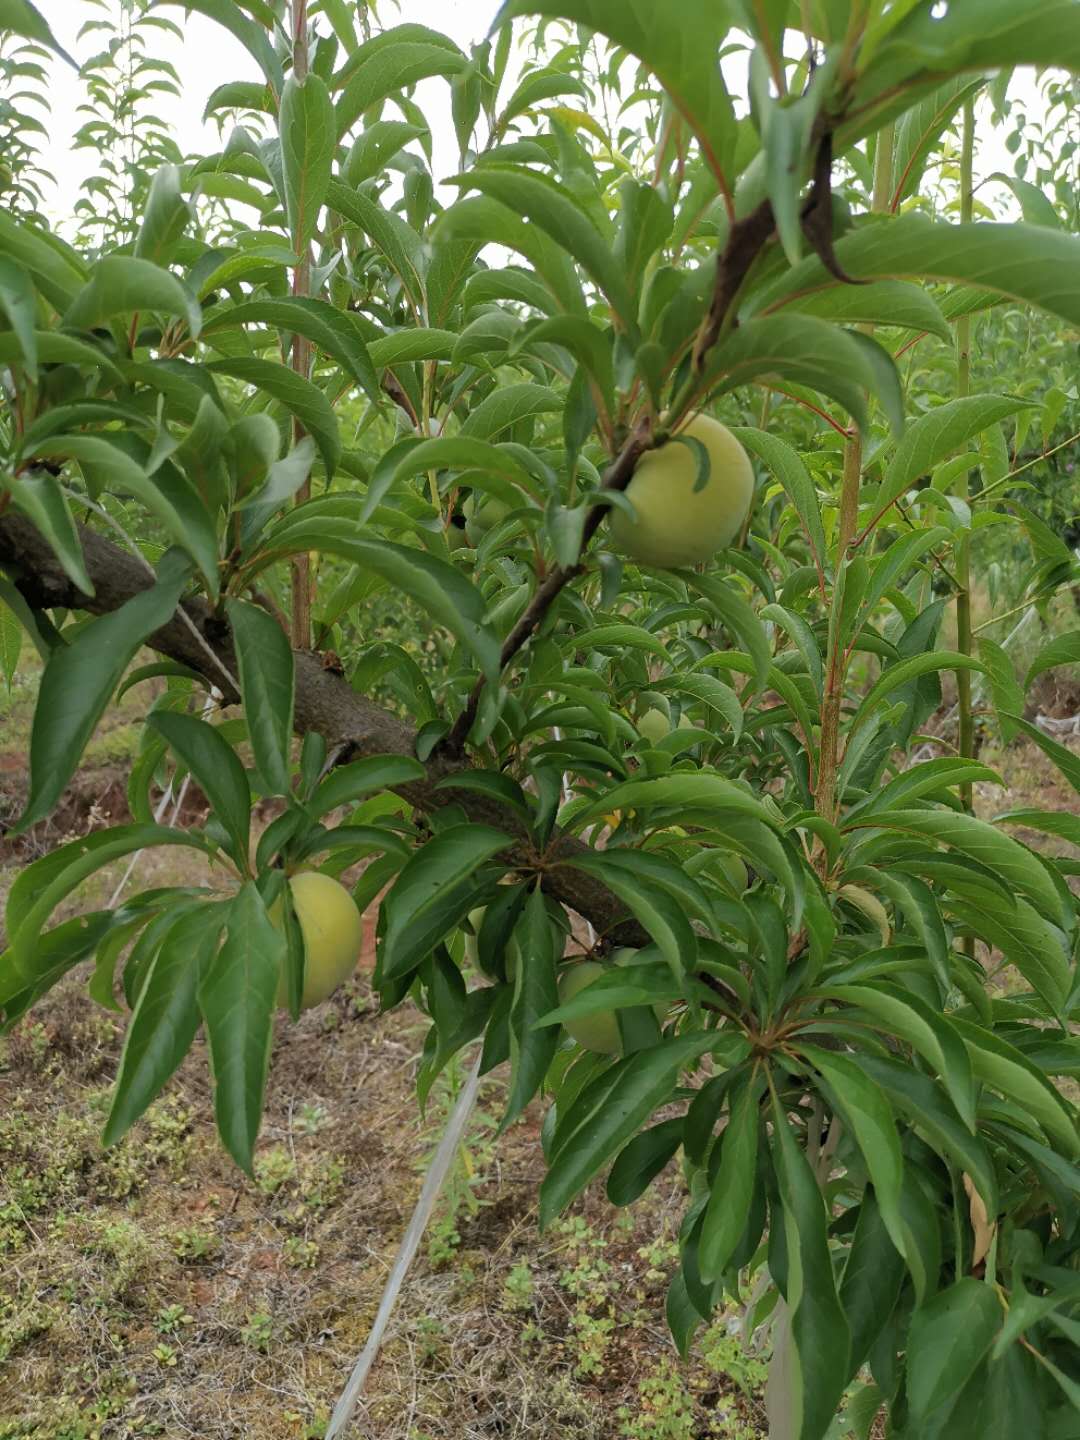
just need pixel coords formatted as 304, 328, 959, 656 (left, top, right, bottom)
0, 512, 647, 947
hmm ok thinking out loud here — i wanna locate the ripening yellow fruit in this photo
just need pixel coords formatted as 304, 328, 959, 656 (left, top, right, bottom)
610, 414, 754, 567
557, 950, 666, 1054
637, 707, 671, 745
275, 871, 364, 1010
463, 492, 510, 546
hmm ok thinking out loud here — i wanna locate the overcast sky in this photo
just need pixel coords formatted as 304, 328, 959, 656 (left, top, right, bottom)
33, 0, 1041, 229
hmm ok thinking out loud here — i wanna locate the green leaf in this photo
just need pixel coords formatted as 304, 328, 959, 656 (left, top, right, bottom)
24, 435, 219, 592
198, 882, 283, 1174
699, 1079, 761, 1281
203, 297, 379, 402
1001, 714, 1080, 798
874, 396, 1032, 522
1025, 631, 1080, 690
103, 904, 226, 1145
326, 181, 425, 308
368, 329, 459, 366
135, 164, 191, 267
4, 471, 94, 594
149, 711, 252, 872
0, 0, 76, 62
19, 552, 191, 829
380, 825, 509, 981
225, 600, 294, 797
157, 0, 283, 95
820, 983, 975, 1131
309, 754, 426, 818
801, 1046, 906, 1265
947, 891, 1071, 1020
206, 358, 340, 477
852, 1054, 998, 1215
756, 216, 1080, 334
495, 0, 737, 193
392, 437, 535, 494
858, 1, 1080, 107
607, 1116, 684, 1207
459, 381, 563, 442
65, 255, 201, 339
6, 825, 208, 976
850, 652, 982, 736
504, 885, 561, 1129
280, 72, 335, 251
905, 1280, 1001, 1438
448, 166, 636, 333
539, 1032, 718, 1227
334, 35, 465, 139
0, 255, 39, 379
703, 316, 900, 438
564, 851, 700, 983
769, 1089, 851, 1440
574, 773, 770, 832
259, 522, 501, 680
0, 596, 21, 687
682, 571, 772, 695
986, 171, 1061, 230
839, 1191, 906, 1381
850, 808, 1064, 927
0, 212, 85, 310
889, 77, 986, 210
760, 278, 951, 341
952, 1018, 1079, 1158
731, 427, 827, 579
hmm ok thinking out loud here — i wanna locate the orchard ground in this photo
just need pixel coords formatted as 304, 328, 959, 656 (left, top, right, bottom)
1, 631, 1078, 1440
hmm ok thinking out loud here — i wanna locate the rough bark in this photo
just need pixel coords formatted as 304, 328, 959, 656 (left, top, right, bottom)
0, 512, 647, 946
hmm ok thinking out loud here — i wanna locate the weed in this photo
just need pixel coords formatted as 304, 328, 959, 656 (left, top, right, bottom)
701, 1321, 769, 1399
503, 1260, 535, 1311
240, 1310, 276, 1353
619, 1358, 696, 1439
172, 1225, 220, 1262
155, 1304, 194, 1335
283, 1236, 320, 1269
254, 1144, 297, 1195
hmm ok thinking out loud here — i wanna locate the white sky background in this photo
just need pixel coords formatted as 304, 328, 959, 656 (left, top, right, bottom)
32, 0, 1044, 228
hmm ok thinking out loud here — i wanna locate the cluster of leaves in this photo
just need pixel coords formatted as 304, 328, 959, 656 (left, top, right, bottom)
3, 1, 1080, 1436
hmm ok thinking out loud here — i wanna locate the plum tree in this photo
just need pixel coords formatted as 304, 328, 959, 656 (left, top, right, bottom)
274, 872, 365, 1010
609, 414, 754, 567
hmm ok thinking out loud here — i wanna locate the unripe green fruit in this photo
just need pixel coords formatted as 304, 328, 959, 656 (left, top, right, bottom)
463, 492, 510, 546
447, 519, 470, 552
610, 414, 754, 568
638, 707, 671, 744
558, 950, 665, 1054
275, 871, 364, 1009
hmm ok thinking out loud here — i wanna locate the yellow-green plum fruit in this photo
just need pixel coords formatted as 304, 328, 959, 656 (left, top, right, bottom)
638, 707, 671, 745
558, 961, 620, 1053
275, 871, 364, 1009
558, 950, 666, 1054
463, 492, 510, 546
446, 519, 470, 552
610, 414, 754, 567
